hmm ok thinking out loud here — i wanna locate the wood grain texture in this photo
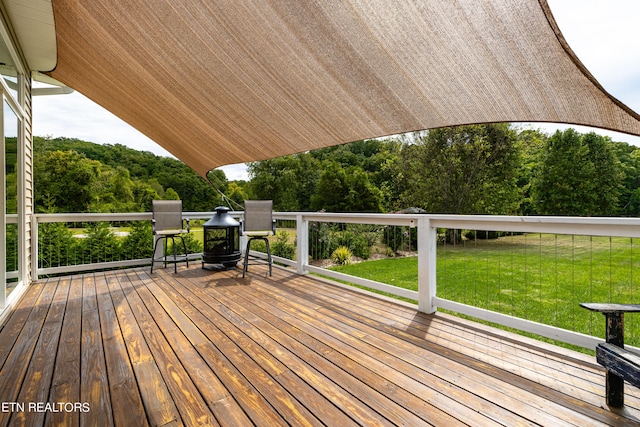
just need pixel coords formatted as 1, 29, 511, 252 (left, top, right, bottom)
1, 264, 640, 425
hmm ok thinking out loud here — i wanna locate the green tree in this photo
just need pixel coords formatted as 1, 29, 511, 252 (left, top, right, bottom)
248, 139, 399, 212
82, 222, 121, 263
248, 154, 321, 211
344, 167, 384, 212
34, 150, 101, 212
531, 130, 623, 216
131, 181, 161, 212
396, 124, 522, 214
34, 136, 226, 212
515, 128, 547, 215
89, 165, 137, 212
310, 161, 350, 212
38, 222, 78, 268
310, 139, 401, 211
310, 162, 383, 212
609, 141, 640, 216
226, 182, 248, 208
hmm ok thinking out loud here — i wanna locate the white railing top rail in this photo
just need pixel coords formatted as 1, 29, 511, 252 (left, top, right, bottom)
33, 211, 230, 223
34, 212, 153, 222
275, 212, 640, 238
33, 211, 640, 238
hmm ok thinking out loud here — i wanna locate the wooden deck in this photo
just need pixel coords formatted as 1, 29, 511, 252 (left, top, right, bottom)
1, 264, 640, 426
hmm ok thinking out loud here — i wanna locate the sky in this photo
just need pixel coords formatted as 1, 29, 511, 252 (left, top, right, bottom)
31, 0, 640, 182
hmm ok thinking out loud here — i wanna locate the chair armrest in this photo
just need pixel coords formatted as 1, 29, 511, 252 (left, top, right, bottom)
152, 218, 157, 235
183, 217, 191, 233
272, 219, 276, 235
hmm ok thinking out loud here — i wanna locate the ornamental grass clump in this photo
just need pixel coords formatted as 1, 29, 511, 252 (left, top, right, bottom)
331, 246, 353, 265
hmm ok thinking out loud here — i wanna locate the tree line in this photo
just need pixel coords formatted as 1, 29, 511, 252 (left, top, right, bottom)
249, 124, 640, 217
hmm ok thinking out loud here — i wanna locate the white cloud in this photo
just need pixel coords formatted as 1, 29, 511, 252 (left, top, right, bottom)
32, 1, 640, 179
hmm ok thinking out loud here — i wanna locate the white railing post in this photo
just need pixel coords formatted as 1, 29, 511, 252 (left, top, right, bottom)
417, 217, 437, 313
31, 215, 39, 280
296, 214, 308, 274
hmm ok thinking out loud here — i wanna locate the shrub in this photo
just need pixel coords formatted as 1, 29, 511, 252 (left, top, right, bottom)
331, 246, 353, 265
38, 222, 79, 268
121, 221, 153, 259
84, 222, 121, 263
167, 232, 202, 255
271, 231, 295, 260
309, 222, 379, 261
463, 230, 504, 240
349, 235, 371, 259
309, 221, 334, 260
383, 225, 417, 252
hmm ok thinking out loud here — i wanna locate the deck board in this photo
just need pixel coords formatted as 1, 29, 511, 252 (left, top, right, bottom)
234, 270, 578, 426
108, 271, 182, 427
81, 274, 114, 426
96, 273, 149, 427
1, 264, 640, 426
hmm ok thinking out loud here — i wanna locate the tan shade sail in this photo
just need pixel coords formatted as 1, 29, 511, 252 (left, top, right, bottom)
47, 0, 640, 177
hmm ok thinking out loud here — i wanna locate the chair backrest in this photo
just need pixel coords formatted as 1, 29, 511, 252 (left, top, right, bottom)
152, 200, 184, 230
243, 200, 273, 232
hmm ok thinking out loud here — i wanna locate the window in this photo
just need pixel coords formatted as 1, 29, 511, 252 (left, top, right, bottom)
0, 22, 23, 308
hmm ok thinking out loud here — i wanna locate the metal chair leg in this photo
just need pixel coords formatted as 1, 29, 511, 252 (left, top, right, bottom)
179, 235, 189, 268
243, 237, 272, 277
152, 234, 189, 274
151, 236, 161, 273
162, 236, 169, 268
243, 239, 251, 278
172, 236, 178, 273
265, 238, 272, 276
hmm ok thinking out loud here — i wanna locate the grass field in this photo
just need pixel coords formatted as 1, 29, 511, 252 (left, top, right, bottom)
330, 233, 640, 351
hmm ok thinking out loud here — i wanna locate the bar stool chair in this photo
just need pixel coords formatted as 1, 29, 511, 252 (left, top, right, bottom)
241, 200, 276, 277
151, 200, 190, 273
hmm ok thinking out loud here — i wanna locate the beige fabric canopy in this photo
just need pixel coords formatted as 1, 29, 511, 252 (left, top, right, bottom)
47, 0, 640, 177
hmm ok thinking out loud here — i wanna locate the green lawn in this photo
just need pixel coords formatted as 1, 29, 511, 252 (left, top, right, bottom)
330, 233, 640, 351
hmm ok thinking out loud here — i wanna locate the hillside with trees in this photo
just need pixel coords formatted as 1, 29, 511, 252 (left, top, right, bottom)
33, 136, 248, 213
32, 125, 640, 217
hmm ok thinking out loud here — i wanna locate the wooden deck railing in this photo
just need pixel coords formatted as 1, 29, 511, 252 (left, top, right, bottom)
31, 211, 640, 352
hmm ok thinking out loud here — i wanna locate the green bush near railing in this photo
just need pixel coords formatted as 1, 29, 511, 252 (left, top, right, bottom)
308, 222, 407, 260
5, 224, 19, 274
38, 220, 207, 269
165, 232, 203, 256
38, 222, 78, 268
271, 231, 295, 260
